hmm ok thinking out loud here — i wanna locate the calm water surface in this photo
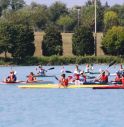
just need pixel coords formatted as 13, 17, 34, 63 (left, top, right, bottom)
0, 64, 124, 127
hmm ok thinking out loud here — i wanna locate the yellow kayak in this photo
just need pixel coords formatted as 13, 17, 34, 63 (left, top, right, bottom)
18, 84, 109, 89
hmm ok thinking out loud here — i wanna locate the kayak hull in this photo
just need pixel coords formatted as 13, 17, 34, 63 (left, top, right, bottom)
18, 84, 109, 89
93, 85, 124, 89
0, 81, 54, 85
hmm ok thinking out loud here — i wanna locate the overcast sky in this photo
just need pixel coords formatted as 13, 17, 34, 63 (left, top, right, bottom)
25, 0, 124, 7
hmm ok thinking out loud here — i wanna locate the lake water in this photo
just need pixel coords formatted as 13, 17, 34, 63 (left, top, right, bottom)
0, 64, 124, 127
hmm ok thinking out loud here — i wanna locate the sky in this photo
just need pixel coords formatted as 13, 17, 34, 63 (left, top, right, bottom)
25, 0, 124, 7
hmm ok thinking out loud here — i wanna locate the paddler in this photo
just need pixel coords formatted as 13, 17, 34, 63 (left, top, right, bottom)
73, 71, 80, 85
96, 70, 109, 84
74, 64, 80, 74
85, 64, 90, 73
119, 64, 124, 71
37, 65, 46, 76
121, 73, 124, 85
73, 65, 81, 85
5, 71, 17, 83
59, 74, 68, 88
118, 64, 124, 75
113, 72, 122, 84
27, 72, 37, 83
61, 66, 65, 74
79, 71, 86, 83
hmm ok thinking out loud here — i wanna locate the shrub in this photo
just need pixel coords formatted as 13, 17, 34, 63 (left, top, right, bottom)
72, 26, 94, 56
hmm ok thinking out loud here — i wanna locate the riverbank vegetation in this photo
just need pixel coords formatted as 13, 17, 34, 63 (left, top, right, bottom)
0, 0, 124, 64
0, 56, 124, 65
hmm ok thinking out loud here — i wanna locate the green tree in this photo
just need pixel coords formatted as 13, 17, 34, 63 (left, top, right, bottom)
3, 7, 31, 25
110, 4, 124, 26
57, 15, 74, 32
72, 26, 94, 56
0, 0, 25, 11
0, 21, 11, 59
81, 0, 104, 31
9, 0, 25, 10
0, 22, 35, 61
0, 0, 9, 9
101, 26, 124, 55
30, 5, 48, 31
8, 24, 35, 61
42, 25, 63, 56
104, 11, 118, 31
48, 1, 68, 23
3, 5, 48, 30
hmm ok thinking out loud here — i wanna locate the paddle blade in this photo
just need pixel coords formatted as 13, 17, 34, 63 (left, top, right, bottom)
55, 76, 59, 80
48, 67, 54, 70
109, 60, 116, 67
65, 70, 72, 73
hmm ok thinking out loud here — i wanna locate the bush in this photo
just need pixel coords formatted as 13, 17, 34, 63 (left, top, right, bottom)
42, 25, 63, 56
72, 26, 94, 56
0, 22, 35, 62
101, 26, 124, 55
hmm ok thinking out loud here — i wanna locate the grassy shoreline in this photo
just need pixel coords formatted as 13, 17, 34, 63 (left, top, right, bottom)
0, 56, 124, 66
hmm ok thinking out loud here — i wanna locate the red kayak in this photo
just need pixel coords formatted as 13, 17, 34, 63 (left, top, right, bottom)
93, 85, 124, 89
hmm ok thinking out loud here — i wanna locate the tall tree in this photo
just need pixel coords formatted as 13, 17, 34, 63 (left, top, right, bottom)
81, 0, 104, 31
0, 0, 9, 10
0, 22, 35, 62
9, 0, 25, 10
30, 5, 48, 31
101, 26, 124, 56
110, 4, 124, 26
42, 25, 63, 56
72, 26, 94, 56
104, 11, 119, 31
48, 1, 68, 23
0, 21, 11, 58
57, 15, 74, 32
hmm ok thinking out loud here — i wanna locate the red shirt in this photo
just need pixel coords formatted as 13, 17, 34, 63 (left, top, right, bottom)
100, 75, 108, 82
74, 74, 80, 80
28, 75, 34, 82
115, 75, 121, 82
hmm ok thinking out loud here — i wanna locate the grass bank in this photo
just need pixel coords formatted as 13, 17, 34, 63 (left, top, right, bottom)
24, 56, 124, 65
0, 56, 124, 66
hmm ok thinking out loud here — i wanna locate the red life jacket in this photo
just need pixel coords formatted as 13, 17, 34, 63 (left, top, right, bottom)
121, 77, 124, 84
115, 75, 121, 82
61, 78, 68, 87
75, 74, 80, 80
100, 75, 108, 82
28, 75, 34, 81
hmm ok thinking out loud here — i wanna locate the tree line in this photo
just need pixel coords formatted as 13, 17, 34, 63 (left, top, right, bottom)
0, 0, 124, 63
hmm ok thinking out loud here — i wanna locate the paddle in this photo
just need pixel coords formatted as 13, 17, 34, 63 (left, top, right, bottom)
47, 67, 54, 71
54, 76, 59, 80
95, 60, 116, 80
107, 60, 116, 69
36, 67, 54, 72
65, 70, 72, 73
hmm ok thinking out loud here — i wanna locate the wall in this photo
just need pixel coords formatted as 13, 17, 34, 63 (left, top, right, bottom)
34, 32, 104, 57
